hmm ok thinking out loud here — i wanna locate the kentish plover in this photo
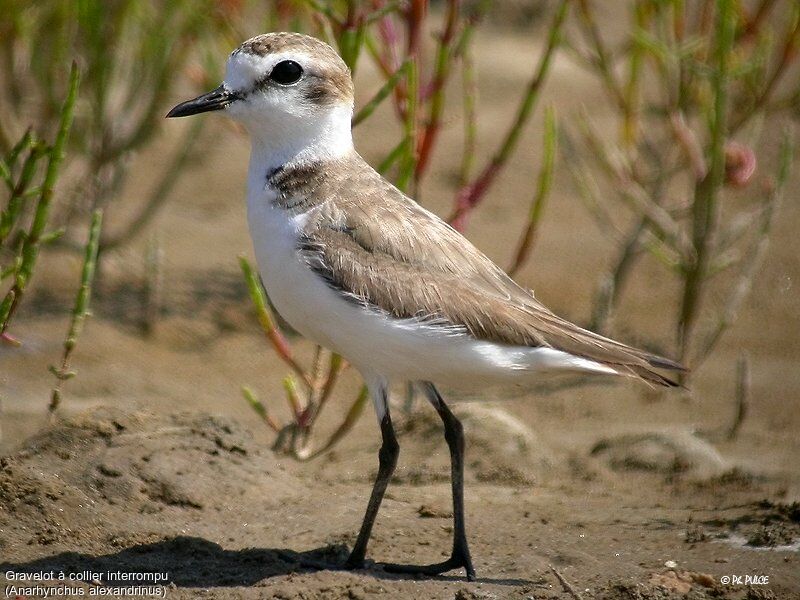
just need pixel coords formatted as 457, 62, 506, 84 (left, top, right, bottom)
167, 32, 683, 581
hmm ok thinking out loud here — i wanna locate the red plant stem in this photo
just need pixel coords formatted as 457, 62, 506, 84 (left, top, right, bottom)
673, 0, 685, 42
448, 0, 568, 231
317, 357, 343, 411
373, 9, 409, 120
740, 0, 777, 40
449, 164, 499, 231
375, 0, 401, 70
264, 414, 282, 433
1, 331, 21, 346
269, 331, 311, 389
406, 0, 427, 58
698, 0, 714, 40
266, 328, 291, 366
299, 353, 344, 427
415, 0, 461, 181
345, 0, 358, 27
372, 31, 398, 77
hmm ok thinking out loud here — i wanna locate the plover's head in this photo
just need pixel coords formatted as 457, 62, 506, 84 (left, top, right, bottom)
167, 32, 354, 162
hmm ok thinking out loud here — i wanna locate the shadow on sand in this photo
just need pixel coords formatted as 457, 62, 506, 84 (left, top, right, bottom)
1, 536, 532, 588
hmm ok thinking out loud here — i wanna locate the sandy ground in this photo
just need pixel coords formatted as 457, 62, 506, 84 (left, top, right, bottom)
2, 9, 800, 600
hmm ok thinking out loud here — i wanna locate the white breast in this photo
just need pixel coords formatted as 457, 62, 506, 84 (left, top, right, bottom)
245, 190, 332, 344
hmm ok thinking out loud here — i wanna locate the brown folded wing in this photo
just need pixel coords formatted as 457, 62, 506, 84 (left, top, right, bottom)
298, 188, 683, 387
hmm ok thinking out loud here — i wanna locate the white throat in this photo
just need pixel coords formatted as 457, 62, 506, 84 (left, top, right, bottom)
245, 104, 354, 179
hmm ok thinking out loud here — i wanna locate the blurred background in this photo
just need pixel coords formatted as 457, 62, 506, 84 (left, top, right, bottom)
2, 2, 800, 596
1, 0, 799, 483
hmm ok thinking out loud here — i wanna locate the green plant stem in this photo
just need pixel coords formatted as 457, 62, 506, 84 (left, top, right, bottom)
0, 62, 79, 333
576, 0, 626, 111
377, 135, 409, 174
458, 43, 477, 186
395, 58, 418, 192
239, 255, 312, 389
678, 0, 736, 361
298, 385, 368, 461
242, 386, 282, 433
1, 139, 45, 244
693, 133, 793, 368
283, 375, 303, 420
49, 209, 103, 414
352, 59, 410, 127
623, 1, 647, 147
508, 106, 557, 276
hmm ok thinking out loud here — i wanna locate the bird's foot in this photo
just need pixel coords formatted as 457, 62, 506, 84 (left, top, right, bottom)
343, 554, 366, 571
340, 547, 476, 582
380, 553, 476, 581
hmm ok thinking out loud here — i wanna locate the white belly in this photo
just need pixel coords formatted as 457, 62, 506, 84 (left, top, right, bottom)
246, 193, 616, 387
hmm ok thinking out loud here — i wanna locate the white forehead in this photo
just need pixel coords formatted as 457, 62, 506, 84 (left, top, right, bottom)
224, 50, 309, 91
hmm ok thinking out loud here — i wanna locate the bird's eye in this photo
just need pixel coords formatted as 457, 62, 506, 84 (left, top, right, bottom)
270, 60, 303, 85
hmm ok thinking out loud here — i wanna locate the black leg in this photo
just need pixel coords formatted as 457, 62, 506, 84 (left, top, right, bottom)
382, 382, 476, 581
345, 396, 399, 569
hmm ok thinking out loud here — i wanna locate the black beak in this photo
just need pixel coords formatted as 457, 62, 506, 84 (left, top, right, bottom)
166, 85, 240, 118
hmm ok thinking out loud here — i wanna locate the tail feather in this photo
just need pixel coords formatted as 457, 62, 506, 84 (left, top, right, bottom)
628, 363, 683, 388
602, 353, 685, 389
643, 353, 687, 373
